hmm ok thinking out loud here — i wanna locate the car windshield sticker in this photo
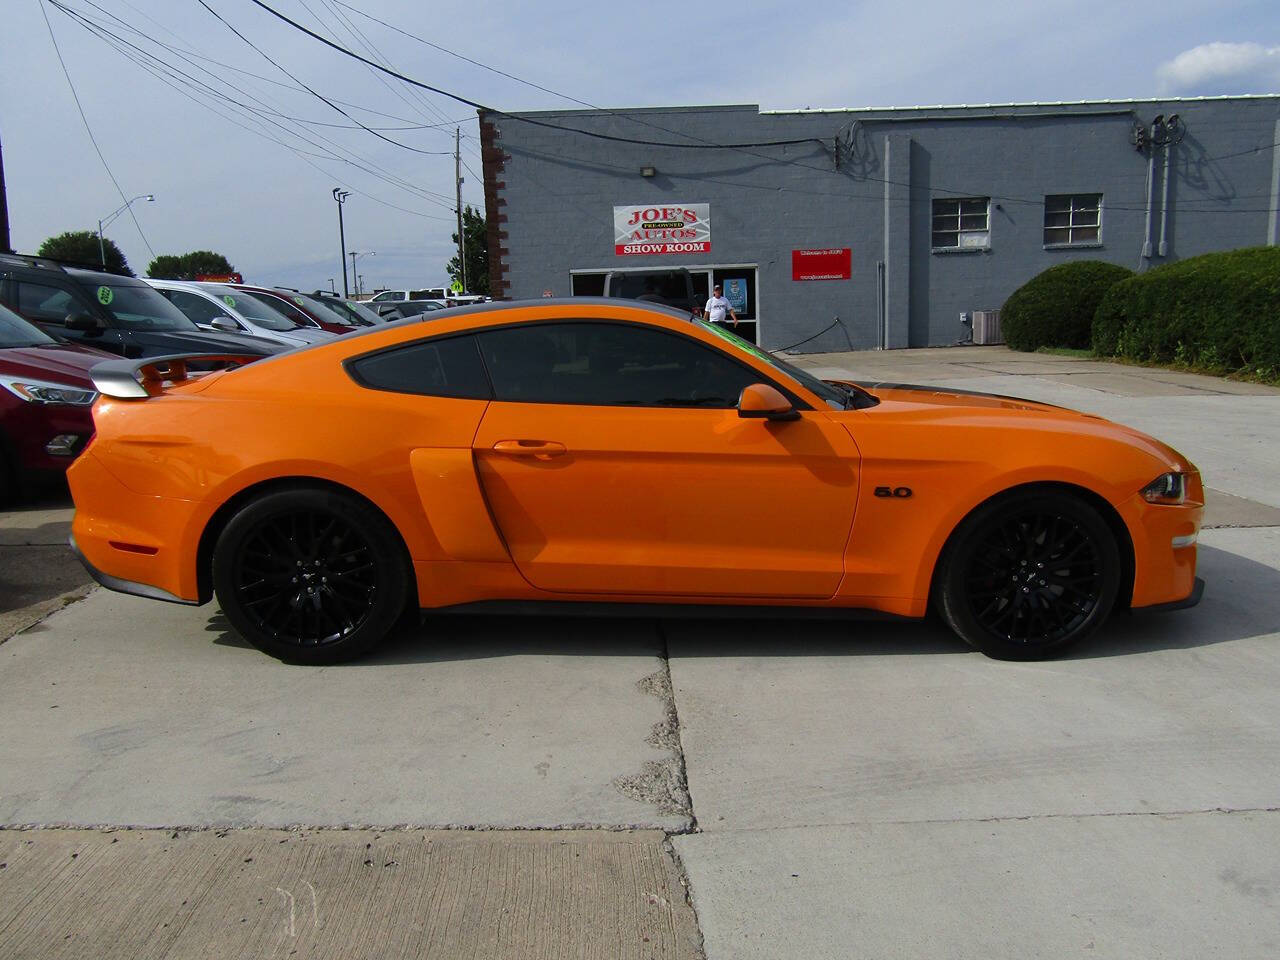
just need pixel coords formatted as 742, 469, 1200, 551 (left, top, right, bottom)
223, 295, 237, 308
293, 296, 305, 306
97, 286, 114, 306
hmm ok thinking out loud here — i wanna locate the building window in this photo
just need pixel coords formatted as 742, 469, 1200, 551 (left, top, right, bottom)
1044, 194, 1102, 246
932, 197, 990, 250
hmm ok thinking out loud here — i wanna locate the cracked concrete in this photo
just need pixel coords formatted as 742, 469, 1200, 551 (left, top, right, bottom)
614, 664, 695, 821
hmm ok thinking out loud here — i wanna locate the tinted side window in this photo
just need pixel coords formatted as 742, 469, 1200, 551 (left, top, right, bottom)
15, 281, 79, 324
349, 335, 491, 399
163, 290, 229, 326
478, 321, 759, 408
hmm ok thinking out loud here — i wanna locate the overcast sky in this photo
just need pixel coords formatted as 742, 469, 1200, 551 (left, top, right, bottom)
3, 0, 1277, 292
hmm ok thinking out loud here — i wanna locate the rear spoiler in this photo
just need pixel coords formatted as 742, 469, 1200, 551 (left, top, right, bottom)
90, 353, 268, 400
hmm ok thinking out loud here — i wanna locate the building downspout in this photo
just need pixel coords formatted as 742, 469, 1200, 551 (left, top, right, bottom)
1141, 146, 1156, 261
1157, 139, 1173, 257
876, 260, 887, 349
1269, 118, 1280, 247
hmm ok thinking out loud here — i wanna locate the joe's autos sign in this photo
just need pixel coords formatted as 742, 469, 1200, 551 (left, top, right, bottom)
614, 204, 710, 256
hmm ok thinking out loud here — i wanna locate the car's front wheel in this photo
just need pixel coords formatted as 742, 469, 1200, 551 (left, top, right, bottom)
936, 490, 1121, 660
212, 486, 411, 664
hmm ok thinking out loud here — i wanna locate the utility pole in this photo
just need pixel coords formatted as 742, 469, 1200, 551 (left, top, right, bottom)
333, 187, 350, 296
455, 127, 467, 294
0, 129, 11, 254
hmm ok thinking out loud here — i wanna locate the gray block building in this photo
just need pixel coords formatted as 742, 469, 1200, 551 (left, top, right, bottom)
479, 95, 1280, 351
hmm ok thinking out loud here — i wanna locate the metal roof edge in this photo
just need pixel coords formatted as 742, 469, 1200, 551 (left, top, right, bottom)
762, 94, 1280, 114
482, 104, 761, 119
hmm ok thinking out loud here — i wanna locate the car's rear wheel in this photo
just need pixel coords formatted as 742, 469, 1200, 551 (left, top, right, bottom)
936, 490, 1120, 660
212, 487, 410, 664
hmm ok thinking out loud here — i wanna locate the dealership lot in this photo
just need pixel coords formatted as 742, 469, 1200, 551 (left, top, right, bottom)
2, 347, 1279, 958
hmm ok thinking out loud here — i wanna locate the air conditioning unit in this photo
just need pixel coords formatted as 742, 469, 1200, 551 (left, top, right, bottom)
972, 310, 1003, 345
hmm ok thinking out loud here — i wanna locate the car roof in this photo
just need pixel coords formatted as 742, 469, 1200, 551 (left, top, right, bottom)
431, 297, 693, 322
65, 267, 149, 286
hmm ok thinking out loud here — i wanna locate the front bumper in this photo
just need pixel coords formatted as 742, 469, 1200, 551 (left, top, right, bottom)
1139, 576, 1205, 613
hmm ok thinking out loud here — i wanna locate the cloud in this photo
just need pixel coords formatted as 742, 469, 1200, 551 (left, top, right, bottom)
1156, 41, 1280, 95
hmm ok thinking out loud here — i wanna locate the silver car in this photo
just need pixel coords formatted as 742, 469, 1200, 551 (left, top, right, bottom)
145, 280, 336, 349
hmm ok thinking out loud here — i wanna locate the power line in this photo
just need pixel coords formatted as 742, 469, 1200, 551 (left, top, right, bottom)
37, 0, 155, 260
196, 0, 453, 158
48, 0, 459, 217
244, 0, 825, 150
49, 0, 459, 211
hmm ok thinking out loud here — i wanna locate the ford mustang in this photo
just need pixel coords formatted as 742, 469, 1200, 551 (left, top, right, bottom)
68, 299, 1203, 664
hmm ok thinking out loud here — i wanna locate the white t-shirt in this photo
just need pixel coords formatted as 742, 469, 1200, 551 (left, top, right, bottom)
705, 295, 732, 322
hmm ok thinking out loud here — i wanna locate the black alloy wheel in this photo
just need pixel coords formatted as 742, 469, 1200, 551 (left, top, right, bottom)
213, 487, 410, 664
937, 491, 1121, 660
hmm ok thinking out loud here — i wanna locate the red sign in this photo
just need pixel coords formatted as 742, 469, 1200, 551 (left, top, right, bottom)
195, 273, 244, 284
791, 248, 851, 281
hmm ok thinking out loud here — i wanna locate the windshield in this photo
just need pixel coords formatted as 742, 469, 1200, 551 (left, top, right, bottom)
695, 319, 849, 409
0, 304, 57, 348
341, 299, 384, 325
316, 297, 377, 326
196, 285, 299, 331
292, 293, 358, 327
89, 283, 199, 332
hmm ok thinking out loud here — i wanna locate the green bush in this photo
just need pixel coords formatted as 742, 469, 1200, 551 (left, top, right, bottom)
1093, 246, 1280, 379
1000, 260, 1133, 352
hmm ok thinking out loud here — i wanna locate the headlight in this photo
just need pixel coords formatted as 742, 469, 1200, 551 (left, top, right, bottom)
0, 376, 98, 406
1141, 472, 1186, 505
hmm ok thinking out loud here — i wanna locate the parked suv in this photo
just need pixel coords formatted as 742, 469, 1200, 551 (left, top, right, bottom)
0, 255, 283, 359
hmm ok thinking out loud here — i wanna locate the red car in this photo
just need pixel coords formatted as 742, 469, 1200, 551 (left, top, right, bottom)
227, 286, 359, 336
0, 304, 107, 501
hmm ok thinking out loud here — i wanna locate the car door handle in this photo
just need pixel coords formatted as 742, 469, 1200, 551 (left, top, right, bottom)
491, 439, 567, 458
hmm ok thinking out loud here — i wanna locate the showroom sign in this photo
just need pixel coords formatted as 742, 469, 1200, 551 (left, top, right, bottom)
791, 248, 851, 281
614, 204, 710, 256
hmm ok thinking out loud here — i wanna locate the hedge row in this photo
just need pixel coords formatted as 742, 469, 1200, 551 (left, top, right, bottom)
1000, 260, 1133, 352
1092, 246, 1280, 377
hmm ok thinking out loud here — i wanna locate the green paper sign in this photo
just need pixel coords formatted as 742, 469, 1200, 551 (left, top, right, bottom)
96, 286, 114, 305
293, 296, 305, 306
223, 295, 237, 308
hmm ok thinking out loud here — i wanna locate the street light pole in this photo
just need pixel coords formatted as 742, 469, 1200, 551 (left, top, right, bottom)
333, 187, 351, 296
96, 193, 154, 268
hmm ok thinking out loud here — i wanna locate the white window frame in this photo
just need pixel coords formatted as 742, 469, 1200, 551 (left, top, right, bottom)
1044, 194, 1103, 248
931, 197, 991, 253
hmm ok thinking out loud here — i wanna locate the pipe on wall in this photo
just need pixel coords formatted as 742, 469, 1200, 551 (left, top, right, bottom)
1141, 148, 1156, 261
1158, 140, 1173, 257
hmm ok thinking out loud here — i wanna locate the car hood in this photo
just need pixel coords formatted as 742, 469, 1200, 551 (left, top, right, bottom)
125, 328, 286, 357
277, 327, 334, 345
849, 380, 1074, 413
0, 343, 111, 388
842, 380, 1195, 473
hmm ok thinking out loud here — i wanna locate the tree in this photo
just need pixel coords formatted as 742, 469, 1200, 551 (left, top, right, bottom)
38, 230, 132, 275
146, 250, 237, 280
446, 205, 489, 295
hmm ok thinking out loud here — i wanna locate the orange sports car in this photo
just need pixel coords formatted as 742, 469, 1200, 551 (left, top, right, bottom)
68, 299, 1203, 664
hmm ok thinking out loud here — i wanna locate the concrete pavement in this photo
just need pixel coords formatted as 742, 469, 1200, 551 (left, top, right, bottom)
0, 829, 702, 960
3, 345, 1279, 958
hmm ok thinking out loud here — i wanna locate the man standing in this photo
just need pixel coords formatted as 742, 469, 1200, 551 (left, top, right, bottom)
704, 284, 738, 328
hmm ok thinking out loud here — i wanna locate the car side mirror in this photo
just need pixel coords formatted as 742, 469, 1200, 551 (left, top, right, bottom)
65, 312, 103, 334
738, 383, 799, 421
209, 316, 240, 332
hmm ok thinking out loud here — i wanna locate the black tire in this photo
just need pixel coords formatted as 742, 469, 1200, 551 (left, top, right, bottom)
936, 490, 1121, 660
212, 486, 411, 664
